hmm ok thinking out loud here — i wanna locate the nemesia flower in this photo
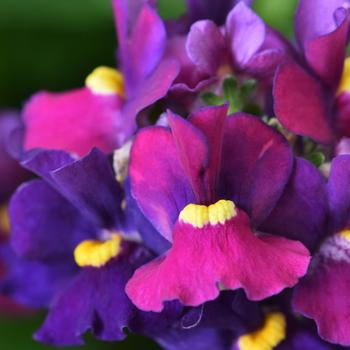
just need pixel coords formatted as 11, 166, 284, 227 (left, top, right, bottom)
1, 147, 265, 347
273, 0, 350, 145
125, 105, 320, 312
1, 148, 149, 345
22, 0, 179, 157
293, 155, 350, 346
186, 2, 295, 86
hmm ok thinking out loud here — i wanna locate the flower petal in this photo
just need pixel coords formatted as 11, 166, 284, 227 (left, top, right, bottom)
9, 180, 95, 260
226, 2, 265, 68
219, 114, 293, 225
35, 244, 152, 346
261, 158, 328, 251
23, 88, 122, 157
130, 127, 195, 241
328, 155, 350, 231
273, 62, 334, 144
126, 209, 310, 311
186, 20, 226, 75
293, 235, 350, 346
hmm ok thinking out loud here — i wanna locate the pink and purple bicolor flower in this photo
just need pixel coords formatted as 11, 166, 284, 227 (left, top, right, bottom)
125, 105, 327, 312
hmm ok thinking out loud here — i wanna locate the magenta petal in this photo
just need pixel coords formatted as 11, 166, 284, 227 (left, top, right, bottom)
226, 2, 265, 68
126, 210, 310, 311
168, 111, 210, 203
295, 0, 349, 50
293, 237, 350, 346
305, 14, 350, 89
186, 20, 225, 75
189, 105, 228, 198
219, 114, 293, 225
120, 59, 179, 145
23, 88, 122, 157
130, 127, 195, 241
273, 62, 334, 144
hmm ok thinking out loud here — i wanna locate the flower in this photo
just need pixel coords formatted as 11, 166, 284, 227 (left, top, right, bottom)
293, 155, 350, 346
273, 0, 350, 145
21, 0, 179, 157
125, 105, 322, 312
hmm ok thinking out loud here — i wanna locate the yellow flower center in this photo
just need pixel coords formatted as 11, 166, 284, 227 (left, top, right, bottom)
179, 199, 237, 228
339, 229, 350, 241
238, 312, 286, 350
337, 57, 350, 96
74, 234, 122, 268
0, 205, 10, 235
85, 66, 125, 97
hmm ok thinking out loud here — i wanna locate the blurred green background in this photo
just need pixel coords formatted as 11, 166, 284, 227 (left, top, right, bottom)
0, 0, 296, 348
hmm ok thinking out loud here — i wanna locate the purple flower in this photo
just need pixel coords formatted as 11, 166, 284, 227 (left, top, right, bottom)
273, 0, 350, 144
186, 2, 295, 85
124, 105, 327, 312
21, 0, 179, 157
1, 148, 151, 345
293, 155, 350, 346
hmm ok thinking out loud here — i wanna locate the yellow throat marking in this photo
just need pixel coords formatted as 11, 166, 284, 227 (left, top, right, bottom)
85, 66, 125, 97
0, 205, 10, 234
339, 229, 350, 241
179, 200, 237, 228
74, 234, 122, 268
238, 312, 286, 350
337, 57, 350, 96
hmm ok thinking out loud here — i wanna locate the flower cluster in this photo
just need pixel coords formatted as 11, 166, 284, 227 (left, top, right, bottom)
2, 0, 350, 349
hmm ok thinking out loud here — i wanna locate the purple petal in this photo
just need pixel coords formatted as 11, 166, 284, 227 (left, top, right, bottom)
130, 127, 195, 241
124, 177, 171, 255
35, 244, 152, 346
304, 14, 350, 89
293, 235, 350, 346
261, 158, 328, 251
219, 114, 293, 226
166, 36, 213, 93
187, 0, 253, 26
0, 113, 29, 201
51, 148, 124, 230
186, 20, 226, 75
9, 180, 96, 260
189, 105, 228, 200
278, 331, 334, 350
335, 92, 350, 138
328, 155, 350, 231
156, 327, 233, 350
295, 0, 349, 51
114, 0, 166, 95
120, 58, 179, 145
226, 2, 265, 68
20, 149, 75, 189
273, 62, 334, 144
0, 244, 76, 308
168, 111, 210, 203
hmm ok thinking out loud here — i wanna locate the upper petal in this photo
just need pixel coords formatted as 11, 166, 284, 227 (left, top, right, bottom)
273, 62, 334, 144
261, 158, 328, 252
328, 155, 350, 231
219, 114, 293, 226
186, 20, 226, 75
129, 126, 195, 241
226, 2, 265, 68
